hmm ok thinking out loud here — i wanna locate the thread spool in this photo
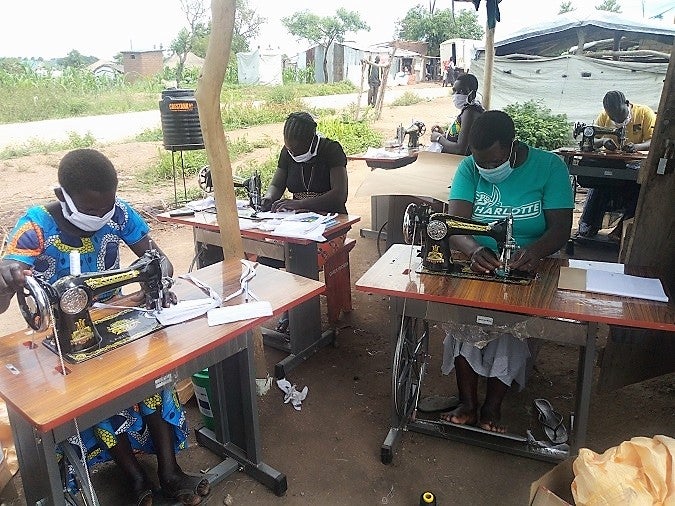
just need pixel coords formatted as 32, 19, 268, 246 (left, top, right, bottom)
420, 491, 436, 506
69, 250, 81, 276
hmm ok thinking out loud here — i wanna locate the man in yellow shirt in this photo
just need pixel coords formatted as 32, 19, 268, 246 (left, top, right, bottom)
577, 91, 655, 239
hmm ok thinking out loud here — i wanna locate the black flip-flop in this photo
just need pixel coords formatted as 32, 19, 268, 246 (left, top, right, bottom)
533, 398, 568, 445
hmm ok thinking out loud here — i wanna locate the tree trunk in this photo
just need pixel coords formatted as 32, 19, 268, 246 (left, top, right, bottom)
195, 0, 269, 390
375, 46, 397, 120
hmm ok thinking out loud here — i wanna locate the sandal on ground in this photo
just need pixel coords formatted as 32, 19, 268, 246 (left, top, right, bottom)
533, 398, 568, 444
276, 312, 290, 333
161, 475, 210, 505
135, 488, 153, 506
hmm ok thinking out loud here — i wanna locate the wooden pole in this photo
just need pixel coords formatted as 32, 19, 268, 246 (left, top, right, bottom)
355, 61, 366, 121
482, 24, 495, 110
195, 0, 270, 391
375, 46, 397, 120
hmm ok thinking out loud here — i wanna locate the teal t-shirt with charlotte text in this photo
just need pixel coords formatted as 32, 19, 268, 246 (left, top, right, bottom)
449, 145, 573, 251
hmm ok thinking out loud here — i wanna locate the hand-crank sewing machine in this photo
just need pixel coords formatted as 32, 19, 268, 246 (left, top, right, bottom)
396, 121, 426, 149
198, 165, 262, 211
402, 203, 533, 283
16, 250, 174, 355
573, 122, 626, 152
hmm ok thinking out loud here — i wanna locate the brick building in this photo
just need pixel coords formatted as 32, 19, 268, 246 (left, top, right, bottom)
121, 50, 164, 83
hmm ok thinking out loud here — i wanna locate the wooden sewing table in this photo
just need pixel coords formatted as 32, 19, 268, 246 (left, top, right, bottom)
157, 211, 360, 379
355, 244, 674, 464
0, 260, 324, 505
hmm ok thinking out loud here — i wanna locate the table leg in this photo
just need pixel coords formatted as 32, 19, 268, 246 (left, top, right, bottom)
195, 331, 287, 496
570, 322, 597, 453
8, 407, 63, 505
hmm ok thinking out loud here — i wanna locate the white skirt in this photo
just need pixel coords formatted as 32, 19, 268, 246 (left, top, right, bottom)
441, 332, 531, 390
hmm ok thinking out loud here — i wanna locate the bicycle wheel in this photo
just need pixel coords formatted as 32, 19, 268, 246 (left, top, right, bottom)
391, 316, 429, 421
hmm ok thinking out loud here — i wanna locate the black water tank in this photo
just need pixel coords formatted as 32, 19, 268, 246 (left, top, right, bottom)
159, 89, 205, 151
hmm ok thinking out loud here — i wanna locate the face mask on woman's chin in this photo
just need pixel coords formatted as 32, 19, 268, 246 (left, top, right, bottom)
475, 141, 515, 184
288, 134, 320, 163
452, 93, 469, 109
60, 188, 115, 232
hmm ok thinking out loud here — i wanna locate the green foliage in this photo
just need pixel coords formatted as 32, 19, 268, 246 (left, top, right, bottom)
283, 65, 316, 84
558, 1, 575, 14
390, 92, 424, 107
503, 101, 572, 151
317, 117, 383, 155
397, 7, 483, 56
0, 131, 97, 160
595, 0, 622, 13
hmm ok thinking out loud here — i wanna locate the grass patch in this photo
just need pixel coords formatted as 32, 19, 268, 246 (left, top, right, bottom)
390, 92, 424, 107
0, 131, 97, 159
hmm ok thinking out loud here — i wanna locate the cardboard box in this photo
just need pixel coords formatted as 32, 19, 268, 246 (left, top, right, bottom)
529, 458, 575, 506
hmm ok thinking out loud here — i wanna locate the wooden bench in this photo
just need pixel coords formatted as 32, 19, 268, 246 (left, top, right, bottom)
322, 237, 356, 324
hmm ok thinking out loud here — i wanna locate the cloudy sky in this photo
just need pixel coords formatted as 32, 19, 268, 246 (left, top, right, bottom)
2, 0, 673, 60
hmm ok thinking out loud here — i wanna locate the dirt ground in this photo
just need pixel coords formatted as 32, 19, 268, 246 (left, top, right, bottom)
0, 86, 673, 505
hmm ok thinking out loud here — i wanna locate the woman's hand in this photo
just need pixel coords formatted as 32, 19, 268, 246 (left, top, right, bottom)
509, 248, 542, 273
271, 198, 304, 212
0, 262, 31, 295
469, 246, 501, 273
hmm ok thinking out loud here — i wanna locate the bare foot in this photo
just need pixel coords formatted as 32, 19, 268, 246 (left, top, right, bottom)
479, 405, 506, 433
440, 403, 477, 425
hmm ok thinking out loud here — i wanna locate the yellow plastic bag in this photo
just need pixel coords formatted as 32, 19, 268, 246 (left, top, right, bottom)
572, 435, 675, 505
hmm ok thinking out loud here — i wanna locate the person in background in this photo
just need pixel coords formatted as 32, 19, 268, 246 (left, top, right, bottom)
259, 112, 349, 332
440, 110, 573, 432
577, 90, 655, 240
0, 149, 209, 506
429, 73, 485, 155
365, 55, 383, 107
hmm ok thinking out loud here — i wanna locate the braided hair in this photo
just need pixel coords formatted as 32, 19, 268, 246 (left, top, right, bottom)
469, 110, 515, 151
58, 148, 118, 195
283, 112, 317, 143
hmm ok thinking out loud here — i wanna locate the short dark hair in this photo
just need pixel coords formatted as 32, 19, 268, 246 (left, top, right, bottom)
455, 73, 478, 92
469, 110, 515, 151
603, 90, 628, 113
58, 149, 118, 195
283, 111, 317, 143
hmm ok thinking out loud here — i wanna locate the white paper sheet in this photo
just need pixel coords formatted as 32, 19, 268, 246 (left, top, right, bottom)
207, 301, 273, 326
585, 270, 668, 302
568, 259, 625, 273
155, 298, 221, 326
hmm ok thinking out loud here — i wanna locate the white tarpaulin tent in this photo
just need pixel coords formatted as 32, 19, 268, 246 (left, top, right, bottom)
470, 54, 667, 124
236, 50, 283, 85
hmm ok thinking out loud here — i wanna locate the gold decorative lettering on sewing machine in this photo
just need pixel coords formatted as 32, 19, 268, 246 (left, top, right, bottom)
573, 122, 626, 152
402, 203, 533, 284
396, 120, 426, 149
16, 250, 174, 355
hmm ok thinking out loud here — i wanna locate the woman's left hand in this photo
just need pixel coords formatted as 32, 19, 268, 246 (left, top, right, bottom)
271, 198, 304, 212
508, 248, 541, 272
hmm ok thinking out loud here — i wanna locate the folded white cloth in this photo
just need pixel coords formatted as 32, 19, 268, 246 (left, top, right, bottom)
155, 298, 220, 326
276, 378, 308, 410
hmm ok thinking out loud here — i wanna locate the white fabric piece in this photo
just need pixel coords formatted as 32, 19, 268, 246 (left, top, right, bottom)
276, 378, 308, 411
441, 332, 531, 390
154, 298, 220, 326
206, 301, 273, 326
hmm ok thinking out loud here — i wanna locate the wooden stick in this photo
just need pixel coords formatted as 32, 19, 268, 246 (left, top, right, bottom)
195, 0, 268, 385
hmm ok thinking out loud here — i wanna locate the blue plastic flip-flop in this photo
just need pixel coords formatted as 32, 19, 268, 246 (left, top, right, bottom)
533, 398, 568, 444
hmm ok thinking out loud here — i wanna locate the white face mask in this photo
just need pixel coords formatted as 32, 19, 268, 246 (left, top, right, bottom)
453, 93, 469, 109
475, 141, 515, 185
612, 111, 631, 128
60, 188, 115, 232
288, 134, 320, 163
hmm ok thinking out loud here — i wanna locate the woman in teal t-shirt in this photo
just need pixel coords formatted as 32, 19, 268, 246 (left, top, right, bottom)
440, 110, 573, 432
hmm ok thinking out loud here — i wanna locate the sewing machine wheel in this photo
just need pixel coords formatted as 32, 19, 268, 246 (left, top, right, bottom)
392, 316, 429, 423
197, 165, 213, 193
61, 441, 99, 505
402, 203, 418, 244
16, 275, 51, 332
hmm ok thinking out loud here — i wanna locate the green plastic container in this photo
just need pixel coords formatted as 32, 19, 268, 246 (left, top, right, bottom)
191, 369, 214, 430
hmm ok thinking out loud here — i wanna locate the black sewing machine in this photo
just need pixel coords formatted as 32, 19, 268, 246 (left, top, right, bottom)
402, 203, 533, 284
16, 250, 174, 355
573, 122, 626, 152
396, 121, 426, 149
198, 165, 262, 211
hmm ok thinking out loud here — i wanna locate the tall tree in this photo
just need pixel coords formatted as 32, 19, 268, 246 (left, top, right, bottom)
232, 0, 266, 53
559, 1, 576, 14
170, 0, 209, 86
397, 7, 483, 56
595, 0, 622, 13
282, 8, 369, 82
